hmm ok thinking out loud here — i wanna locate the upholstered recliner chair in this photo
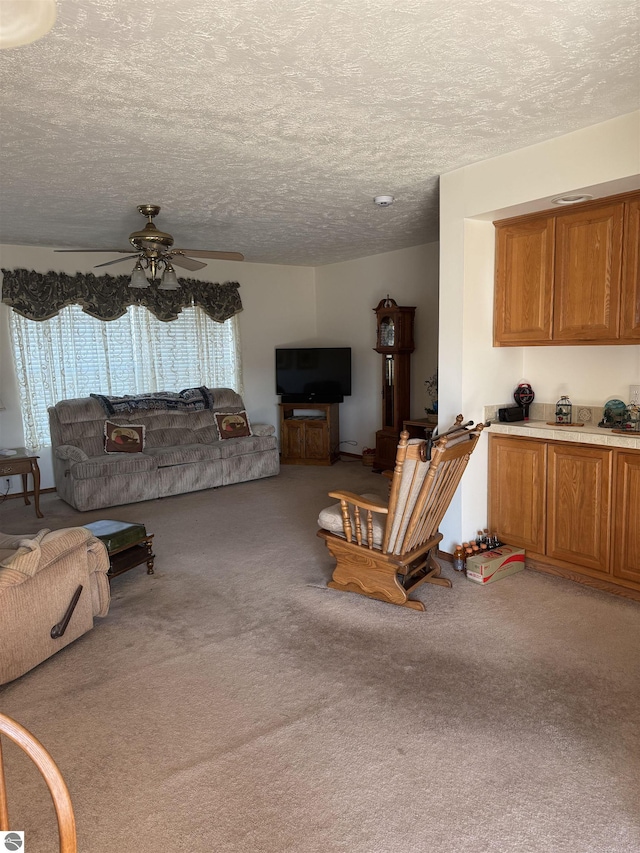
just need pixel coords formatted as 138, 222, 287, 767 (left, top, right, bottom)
0, 527, 111, 685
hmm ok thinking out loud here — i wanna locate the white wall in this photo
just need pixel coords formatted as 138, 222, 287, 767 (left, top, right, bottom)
439, 111, 640, 551
0, 245, 316, 490
315, 242, 440, 455
0, 241, 438, 493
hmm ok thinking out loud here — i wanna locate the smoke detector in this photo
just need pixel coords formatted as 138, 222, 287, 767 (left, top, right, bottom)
374, 195, 394, 207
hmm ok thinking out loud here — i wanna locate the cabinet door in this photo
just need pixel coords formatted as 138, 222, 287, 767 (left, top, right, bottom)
488, 436, 546, 553
304, 419, 329, 460
620, 198, 640, 342
282, 419, 304, 460
612, 451, 640, 584
547, 444, 612, 573
553, 203, 623, 341
494, 217, 554, 345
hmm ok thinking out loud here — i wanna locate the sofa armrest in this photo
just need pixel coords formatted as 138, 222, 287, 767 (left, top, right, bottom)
55, 444, 89, 463
86, 536, 111, 616
0, 531, 46, 550
0, 528, 51, 589
251, 423, 276, 436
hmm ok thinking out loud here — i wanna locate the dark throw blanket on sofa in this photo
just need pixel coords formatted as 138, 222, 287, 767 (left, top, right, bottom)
91, 386, 216, 416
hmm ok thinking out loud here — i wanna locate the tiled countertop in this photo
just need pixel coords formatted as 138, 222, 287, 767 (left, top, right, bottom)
488, 420, 640, 449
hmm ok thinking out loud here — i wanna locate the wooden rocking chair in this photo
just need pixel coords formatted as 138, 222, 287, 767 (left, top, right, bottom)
317, 416, 485, 610
0, 712, 77, 852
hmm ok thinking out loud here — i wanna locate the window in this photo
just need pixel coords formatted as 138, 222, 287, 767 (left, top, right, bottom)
9, 304, 242, 449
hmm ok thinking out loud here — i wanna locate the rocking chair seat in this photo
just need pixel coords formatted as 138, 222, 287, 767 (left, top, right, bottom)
317, 417, 485, 610
317, 492, 387, 547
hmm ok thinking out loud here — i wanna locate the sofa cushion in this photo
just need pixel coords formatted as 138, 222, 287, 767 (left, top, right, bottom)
144, 427, 198, 447
71, 453, 157, 480
214, 410, 252, 440
217, 434, 277, 459
143, 444, 223, 467
193, 425, 223, 444
104, 421, 145, 453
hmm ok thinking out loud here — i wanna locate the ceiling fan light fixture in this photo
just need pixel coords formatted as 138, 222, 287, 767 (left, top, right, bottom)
158, 263, 180, 291
0, 0, 56, 49
129, 260, 149, 289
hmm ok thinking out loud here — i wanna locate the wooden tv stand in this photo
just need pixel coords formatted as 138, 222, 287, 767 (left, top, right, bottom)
279, 402, 340, 465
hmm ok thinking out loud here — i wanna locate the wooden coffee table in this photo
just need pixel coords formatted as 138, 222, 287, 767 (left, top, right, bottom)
84, 520, 155, 579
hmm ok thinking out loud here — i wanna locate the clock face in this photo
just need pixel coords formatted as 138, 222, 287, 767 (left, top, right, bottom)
380, 317, 395, 347
374, 300, 415, 353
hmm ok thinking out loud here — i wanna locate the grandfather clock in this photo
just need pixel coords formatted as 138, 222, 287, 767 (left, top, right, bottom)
373, 297, 416, 471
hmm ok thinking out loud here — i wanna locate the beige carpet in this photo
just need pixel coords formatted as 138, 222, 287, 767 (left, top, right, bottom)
1, 459, 639, 853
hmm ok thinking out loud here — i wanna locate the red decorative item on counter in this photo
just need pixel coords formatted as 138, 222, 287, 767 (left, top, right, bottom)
513, 383, 535, 420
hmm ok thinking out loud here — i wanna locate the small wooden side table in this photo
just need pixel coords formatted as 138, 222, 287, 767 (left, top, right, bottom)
402, 418, 436, 440
0, 448, 43, 518
84, 520, 155, 580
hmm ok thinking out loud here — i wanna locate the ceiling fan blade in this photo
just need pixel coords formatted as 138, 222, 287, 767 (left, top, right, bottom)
170, 255, 208, 271
173, 249, 244, 261
93, 255, 139, 268
55, 248, 136, 254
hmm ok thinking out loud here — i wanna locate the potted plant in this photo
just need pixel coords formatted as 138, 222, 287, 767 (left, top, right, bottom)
424, 370, 438, 421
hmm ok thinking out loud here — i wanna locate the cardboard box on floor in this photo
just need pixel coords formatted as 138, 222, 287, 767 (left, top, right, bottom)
465, 545, 525, 584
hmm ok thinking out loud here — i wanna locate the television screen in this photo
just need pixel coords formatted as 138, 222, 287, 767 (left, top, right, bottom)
275, 347, 352, 403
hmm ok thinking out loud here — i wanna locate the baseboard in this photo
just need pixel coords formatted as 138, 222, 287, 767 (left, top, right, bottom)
2, 487, 56, 501
526, 555, 640, 603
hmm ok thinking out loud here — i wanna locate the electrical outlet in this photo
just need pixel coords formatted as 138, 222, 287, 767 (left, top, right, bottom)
4, 478, 10, 490
630, 385, 640, 403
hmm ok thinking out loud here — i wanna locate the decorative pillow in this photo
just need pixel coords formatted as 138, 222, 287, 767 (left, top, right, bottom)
104, 421, 145, 453
213, 410, 252, 440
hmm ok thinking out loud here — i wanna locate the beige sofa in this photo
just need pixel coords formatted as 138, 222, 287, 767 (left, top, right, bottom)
48, 387, 280, 511
0, 526, 111, 685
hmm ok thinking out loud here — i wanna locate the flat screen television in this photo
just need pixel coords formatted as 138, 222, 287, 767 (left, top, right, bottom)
275, 347, 352, 403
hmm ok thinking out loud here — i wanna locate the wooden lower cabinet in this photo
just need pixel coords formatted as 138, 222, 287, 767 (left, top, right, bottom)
279, 403, 340, 465
489, 434, 640, 600
546, 444, 611, 574
612, 451, 640, 585
488, 436, 546, 552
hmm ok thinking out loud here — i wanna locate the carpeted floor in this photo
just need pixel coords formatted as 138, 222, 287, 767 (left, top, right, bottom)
1, 459, 639, 852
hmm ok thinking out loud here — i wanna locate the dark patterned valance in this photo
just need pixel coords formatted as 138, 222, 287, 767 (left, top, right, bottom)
0, 268, 242, 323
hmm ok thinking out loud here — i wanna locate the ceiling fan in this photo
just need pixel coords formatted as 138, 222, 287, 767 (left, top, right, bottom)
55, 204, 244, 290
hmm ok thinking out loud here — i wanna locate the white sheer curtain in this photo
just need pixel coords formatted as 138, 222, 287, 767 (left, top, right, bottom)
9, 304, 243, 449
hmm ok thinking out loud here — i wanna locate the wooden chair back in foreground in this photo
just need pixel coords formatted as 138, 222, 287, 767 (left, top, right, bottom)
0, 712, 77, 853
317, 417, 485, 610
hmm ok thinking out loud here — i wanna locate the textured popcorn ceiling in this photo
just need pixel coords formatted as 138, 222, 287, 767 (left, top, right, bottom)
0, 0, 638, 266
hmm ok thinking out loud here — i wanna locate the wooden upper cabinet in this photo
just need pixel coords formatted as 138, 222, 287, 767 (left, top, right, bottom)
553, 202, 623, 341
494, 217, 554, 344
620, 198, 640, 341
493, 191, 638, 346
